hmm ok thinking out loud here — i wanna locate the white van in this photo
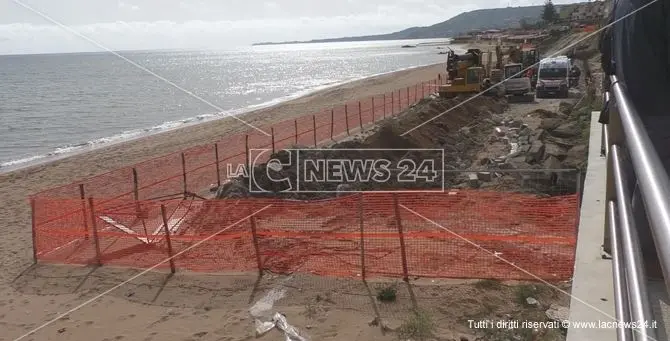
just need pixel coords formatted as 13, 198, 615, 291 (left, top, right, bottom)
536, 57, 570, 98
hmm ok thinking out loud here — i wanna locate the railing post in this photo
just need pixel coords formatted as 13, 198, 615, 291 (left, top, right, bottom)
358, 193, 366, 280
358, 101, 363, 131
87, 197, 103, 266
31, 198, 38, 263
393, 193, 409, 281
79, 184, 89, 240
160, 204, 176, 273
214, 143, 221, 188
603, 97, 623, 255
345, 104, 350, 136
181, 153, 187, 199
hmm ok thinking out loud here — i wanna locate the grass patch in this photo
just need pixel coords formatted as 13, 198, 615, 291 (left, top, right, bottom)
397, 310, 434, 341
376, 284, 398, 303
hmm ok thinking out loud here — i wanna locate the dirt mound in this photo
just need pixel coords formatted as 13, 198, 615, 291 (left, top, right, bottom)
218, 95, 508, 199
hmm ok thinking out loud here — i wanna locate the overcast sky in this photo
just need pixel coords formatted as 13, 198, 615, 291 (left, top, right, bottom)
0, 0, 579, 54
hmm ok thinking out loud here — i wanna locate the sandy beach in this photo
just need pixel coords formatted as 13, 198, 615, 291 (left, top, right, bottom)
0, 63, 447, 340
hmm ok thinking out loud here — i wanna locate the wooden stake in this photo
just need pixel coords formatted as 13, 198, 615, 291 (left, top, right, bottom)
88, 197, 103, 266
181, 153, 187, 199
294, 120, 299, 145
214, 143, 221, 188
79, 184, 89, 240
271, 127, 276, 154
372, 97, 375, 122
312, 115, 317, 147
358, 101, 363, 130
393, 194, 409, 281
31, 198, 38, 263
249, 214, 263, 274
330, 109, 334, 140
160, 204, 176, 273
358, 193, 366, 279
345, 104, 350, 136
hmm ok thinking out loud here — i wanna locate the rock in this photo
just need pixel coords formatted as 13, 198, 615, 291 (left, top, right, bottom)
546, 304, 570, 324
480, 158, 492, 166
215, 179, 249, 199
518, 145, 531, 154
545, 135, 576, 149
559, 101, 573, 115
526, 140, 545, 164
380, 318, 403, 332
477, 172, 492, 181
495, 127, 505, 136
459, 127, 471, 135
506, 156, 531, 170
467, 173, 480, 188
551, 121, 581, 138
545, 143, 568, 160
509, 120, 522, 128
563, 144, 588, 168
526, 297, 539, 306
529, 108, 560, 118
540, 118, 563, 131
532, 129, 546, 141
492, 114, 504, 123
455, 142, 466, 152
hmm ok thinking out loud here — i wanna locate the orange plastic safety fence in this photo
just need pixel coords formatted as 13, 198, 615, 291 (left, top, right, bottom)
34, 191, 578, 281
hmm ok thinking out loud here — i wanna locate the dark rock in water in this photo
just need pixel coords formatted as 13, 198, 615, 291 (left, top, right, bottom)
215, 179, 249, 199
551, 121, 581, 138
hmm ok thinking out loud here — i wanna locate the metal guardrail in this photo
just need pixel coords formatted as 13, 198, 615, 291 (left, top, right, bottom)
602, 75, 670, 340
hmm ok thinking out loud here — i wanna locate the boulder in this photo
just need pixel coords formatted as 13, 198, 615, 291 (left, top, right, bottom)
540, 118, 563, 131
526, 140, 545, 164
559, 101, 573, 115
545, 143, 568, 160
551, 121, 581, 138
477, 172, 493, 181
215, 179, 249, 199
543, 155, 563, 170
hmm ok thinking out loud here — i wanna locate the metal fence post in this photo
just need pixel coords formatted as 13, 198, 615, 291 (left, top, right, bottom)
391, 92, 394, 115
87, 197, 103, 266
393, 193, 409, 281
372, 97, 375, 123
383, 93, 387, 119
160, 204, 176, 273
245, 134, 251, 177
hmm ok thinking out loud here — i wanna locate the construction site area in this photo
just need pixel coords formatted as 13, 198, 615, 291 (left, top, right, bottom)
14, 29, 603, 341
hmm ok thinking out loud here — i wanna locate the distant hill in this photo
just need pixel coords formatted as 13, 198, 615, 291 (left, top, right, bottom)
254, 5, 566, 46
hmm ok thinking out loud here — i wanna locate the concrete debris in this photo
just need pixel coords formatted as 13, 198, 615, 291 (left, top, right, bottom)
526, 297, 539, 306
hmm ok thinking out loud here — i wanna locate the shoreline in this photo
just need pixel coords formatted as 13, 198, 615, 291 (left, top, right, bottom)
1, 61, 450, 175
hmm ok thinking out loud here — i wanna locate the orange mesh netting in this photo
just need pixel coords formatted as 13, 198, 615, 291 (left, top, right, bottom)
33, 191, 577, 281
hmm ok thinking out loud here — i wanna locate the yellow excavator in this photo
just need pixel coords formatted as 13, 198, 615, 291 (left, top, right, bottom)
439, 48, 494, 98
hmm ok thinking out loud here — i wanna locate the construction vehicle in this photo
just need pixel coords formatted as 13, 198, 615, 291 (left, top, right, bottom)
440, 48, 496, 98
501, 63, 534, 102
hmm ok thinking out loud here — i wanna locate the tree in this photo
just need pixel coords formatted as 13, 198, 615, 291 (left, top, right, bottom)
542, 0, 559, 23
